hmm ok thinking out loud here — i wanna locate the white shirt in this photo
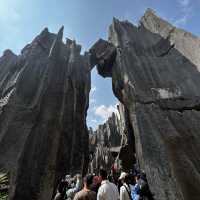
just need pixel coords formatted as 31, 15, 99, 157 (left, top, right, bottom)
97, 180, 119, 200
120, 184, 132, 200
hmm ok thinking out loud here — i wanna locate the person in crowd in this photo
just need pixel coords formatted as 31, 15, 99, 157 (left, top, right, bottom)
97, 169, 119, 200
73, 174, 96, 200
132, 175, 140, 200
54, 177, 69, 200
65, 175, 71, 182
65, 174, 82, 199
119, 172, 133, 200
117, 178, 123, 193
108, 175, 114, 182
91, 176, 101, 194
137, 173, 154, 200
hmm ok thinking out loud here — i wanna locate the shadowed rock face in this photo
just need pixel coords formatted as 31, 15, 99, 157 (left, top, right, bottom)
90, 10, 200, 200
0, 27, 91, 200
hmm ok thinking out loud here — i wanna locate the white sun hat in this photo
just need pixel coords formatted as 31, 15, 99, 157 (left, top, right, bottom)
119, 172, 127, 180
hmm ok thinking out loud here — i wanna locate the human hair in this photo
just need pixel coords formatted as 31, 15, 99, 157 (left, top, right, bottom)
99, 169, 107, 180
124, 174, 130, 184
83, 174, 94, 188
136, 174, 141, 180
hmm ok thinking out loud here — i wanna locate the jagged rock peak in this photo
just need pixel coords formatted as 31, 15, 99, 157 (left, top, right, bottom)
0, 26, 91, 200
49, 26, 64, 58
66, 38, 73, 47
2, 49, 16, 57
40, 27, 49, 36
140, 8, 200, 70
34, 27, 54, 43
140, 8, 174, 36
57, 26, 64, 41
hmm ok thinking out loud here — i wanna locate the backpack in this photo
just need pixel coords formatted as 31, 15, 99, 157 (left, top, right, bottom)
131, 184, 140, 200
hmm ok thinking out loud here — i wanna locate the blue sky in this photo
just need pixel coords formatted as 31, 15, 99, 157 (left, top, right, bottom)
0, 0, 200, 129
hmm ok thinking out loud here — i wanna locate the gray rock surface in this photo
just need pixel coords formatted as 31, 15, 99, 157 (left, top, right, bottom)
89, 103, 135, 173
88, 112, 121, 174
90, 10, 200, 200
140, 9, 200, 71
0, 27, 91, 200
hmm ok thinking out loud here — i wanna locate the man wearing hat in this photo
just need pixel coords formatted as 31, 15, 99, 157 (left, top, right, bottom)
119, 172, 133, 200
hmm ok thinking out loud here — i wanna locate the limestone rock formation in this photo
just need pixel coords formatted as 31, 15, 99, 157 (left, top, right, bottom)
89, 103, 135, 173
0, 27, 91, 200
141, 8, 200, 70
88, 112, 121, 174
90, 10, 200, 200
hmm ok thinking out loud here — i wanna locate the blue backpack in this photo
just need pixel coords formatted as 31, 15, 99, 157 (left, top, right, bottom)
131, 184, 140, 200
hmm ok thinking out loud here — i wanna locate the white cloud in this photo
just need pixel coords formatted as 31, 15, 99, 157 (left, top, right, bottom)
95, 104, 118, 121
174, 15, 188, 26
179, 0, 190, 7
175, 0, 192, 26
91, 119, 98, 123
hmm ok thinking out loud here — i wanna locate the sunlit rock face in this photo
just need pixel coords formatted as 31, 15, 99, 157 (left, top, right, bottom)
140, 9, 200, 71
88, 112, 122, 174
90, 10, 200, 200
0, 27, 91, 200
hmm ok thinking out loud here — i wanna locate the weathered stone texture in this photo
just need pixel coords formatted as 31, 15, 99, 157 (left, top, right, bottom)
140, 9, 200, 71
88, 112, 121, 173
91, 10, 200, 200
0, 27, 91, 200
89, 103, 135, 173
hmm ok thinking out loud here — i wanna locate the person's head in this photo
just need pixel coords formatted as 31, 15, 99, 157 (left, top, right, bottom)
141, 171, 147, 181
65, 175, 71, 181
124, 174, 130, 184
129, 174, 136, 185
135, 174, 140, 183
119, 172, 128, 184
108, 175, 113, 182
76, 174, 81, 181
83, 174, 94, 189
99, 169, 107, 181
93, 176, 100, 186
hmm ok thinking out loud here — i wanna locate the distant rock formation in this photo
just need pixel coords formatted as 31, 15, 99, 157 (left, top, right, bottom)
88, 111, 121, 174
0, 27, 91, 200
90, 9, 200, 200
88, 103, 135, 174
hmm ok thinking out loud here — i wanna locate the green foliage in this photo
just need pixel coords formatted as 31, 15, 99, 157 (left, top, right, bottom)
0, 170, 9, 200
0, 192, 8, 200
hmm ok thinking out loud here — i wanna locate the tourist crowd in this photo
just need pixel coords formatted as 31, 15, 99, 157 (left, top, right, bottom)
54, 169, 154, 200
